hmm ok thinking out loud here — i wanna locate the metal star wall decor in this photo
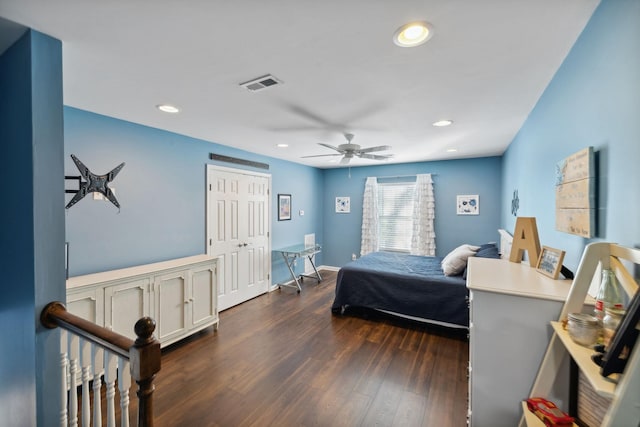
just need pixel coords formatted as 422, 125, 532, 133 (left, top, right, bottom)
511, 189, 520, 216
65, 154, 125, 209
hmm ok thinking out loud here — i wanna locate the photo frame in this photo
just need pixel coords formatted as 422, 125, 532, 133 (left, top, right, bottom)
335, 196, 350, 213
457, 195, 479, 215
535, 246, 565, 279
598, 288, 640, 377
277, 194, 291, 221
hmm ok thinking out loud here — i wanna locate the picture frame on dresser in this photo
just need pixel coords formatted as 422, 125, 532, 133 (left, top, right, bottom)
536, 246, 565, 279
597, 288, 640, 377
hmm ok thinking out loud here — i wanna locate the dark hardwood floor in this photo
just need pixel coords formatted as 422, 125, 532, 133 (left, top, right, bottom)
147, 270, 469, 426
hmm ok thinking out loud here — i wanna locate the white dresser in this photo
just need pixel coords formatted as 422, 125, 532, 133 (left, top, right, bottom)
467, 257, 573, 427
67, 255, 218, 347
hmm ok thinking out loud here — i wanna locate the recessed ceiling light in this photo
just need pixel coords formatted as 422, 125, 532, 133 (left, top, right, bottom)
393, 21, 433, 47
156, 104, 180, 113
447, 148, 458, 153
432, 119, 453, 127
276, 143, 288, 148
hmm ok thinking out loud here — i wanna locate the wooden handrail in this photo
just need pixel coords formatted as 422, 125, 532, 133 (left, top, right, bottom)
41, 301, 161, 427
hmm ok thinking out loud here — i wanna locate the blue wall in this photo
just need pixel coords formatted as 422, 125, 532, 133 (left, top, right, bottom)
270, 161, 324, 283
64, 108, 503, 280
501, 0, 640, 271
0, 30, 65, 425
322, 157, 503, 267
64, 107, 324, 284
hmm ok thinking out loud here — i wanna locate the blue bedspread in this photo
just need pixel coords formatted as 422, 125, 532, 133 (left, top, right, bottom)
331, 252, 469, 327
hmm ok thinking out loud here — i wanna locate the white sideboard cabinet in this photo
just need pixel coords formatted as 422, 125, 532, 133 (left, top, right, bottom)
467, 257, 573, 427
67, 255, 218, 347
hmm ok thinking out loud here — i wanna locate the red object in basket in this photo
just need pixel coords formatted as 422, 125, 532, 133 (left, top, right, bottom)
525, 398, 574, 426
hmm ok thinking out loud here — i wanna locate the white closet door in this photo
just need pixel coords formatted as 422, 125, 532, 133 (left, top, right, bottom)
207, 166, 271, 311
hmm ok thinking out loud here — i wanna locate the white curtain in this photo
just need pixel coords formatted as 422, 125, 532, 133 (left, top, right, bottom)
360, 177, 379, 256
410, 174, 436, 256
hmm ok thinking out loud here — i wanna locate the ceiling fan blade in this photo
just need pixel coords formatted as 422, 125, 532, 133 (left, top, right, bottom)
358, 145, 392, 153
318, 142, 342, 152
301, 153, 341, 158
358, 153, 393, 161
339, 156, 352, 165
286, 104, 334, 127
268, 125, 328, 132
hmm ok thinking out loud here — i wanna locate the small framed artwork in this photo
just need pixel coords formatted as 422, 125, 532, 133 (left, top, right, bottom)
597, 288, 640, 376
278, 194, 291, 221
535, 246, 566, 279
457, 195, 479, 215
335, 197, 350, 213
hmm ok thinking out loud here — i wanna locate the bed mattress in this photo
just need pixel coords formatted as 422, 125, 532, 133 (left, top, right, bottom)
331, 251, 469, 328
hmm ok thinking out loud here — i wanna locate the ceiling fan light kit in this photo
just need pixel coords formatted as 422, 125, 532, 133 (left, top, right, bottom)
393, 21, 433, 47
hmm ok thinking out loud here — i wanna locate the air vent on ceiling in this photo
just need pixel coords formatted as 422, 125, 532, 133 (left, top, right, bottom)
239, 74, 282, 92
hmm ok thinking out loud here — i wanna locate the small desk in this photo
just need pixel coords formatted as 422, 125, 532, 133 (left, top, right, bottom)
274, 243, 322, 293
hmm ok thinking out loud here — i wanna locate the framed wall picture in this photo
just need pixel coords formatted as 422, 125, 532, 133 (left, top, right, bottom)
335, 197, 350, 213
457, 195, 479, 215
278, 194, 291, 221
535, 246, 565, 279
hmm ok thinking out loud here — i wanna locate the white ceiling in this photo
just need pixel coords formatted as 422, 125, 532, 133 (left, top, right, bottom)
0, 0, 599, 168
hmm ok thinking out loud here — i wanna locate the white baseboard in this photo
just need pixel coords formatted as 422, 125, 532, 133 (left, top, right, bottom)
317, 264, 340, 272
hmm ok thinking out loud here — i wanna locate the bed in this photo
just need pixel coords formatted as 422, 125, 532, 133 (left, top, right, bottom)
331, 251, 470, 328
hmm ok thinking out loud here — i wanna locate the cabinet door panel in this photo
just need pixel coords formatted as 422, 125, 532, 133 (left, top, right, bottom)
105, 278, 150, 340
155, 272, 188, 342
67, 288, 104, 326
191, 266, 217, 326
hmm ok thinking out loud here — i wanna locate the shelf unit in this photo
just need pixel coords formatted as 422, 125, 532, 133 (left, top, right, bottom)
550, 322, 617, 398
521, 243, 640, 427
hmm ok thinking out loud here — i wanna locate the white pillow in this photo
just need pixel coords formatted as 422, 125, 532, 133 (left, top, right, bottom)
441, 244, 480, 276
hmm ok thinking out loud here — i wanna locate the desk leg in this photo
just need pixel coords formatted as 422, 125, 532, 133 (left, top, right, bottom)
280, 252, 302, 293
308, 255, 322, 281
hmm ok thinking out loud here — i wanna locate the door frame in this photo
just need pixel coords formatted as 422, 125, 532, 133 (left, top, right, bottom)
205, 164, 273, 305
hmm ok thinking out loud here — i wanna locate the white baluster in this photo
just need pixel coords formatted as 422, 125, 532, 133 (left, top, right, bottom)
68, 333, 79, 427
80, 338, 92, 427
92, 344, 104, 427
104, 352, 118, 427
59, 330, 69, 427
118, 359, 131, 427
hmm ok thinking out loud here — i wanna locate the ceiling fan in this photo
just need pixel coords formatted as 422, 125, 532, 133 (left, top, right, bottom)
302, 133, 393, 165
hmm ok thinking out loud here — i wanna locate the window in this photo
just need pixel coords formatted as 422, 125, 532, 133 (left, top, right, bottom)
377, 182, 416, 252
361, 174, 435, 257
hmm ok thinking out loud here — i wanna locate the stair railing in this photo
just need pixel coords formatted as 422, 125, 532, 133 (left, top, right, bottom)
41, 302, 161, 427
